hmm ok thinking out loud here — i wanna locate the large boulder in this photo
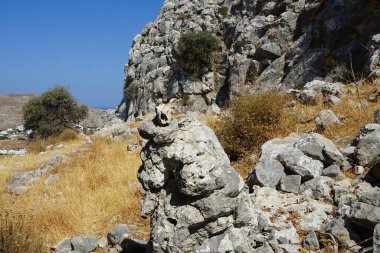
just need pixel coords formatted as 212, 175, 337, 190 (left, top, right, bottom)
138, 111, 259, 252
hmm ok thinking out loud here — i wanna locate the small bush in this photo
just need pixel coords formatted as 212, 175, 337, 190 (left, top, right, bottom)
124, 82, 137, 101
215, 92, 291, 162
23, 86, 88, 138
176, 31, 219, 78
219, 6, 229, 17
0, 212, 44, 253
58, 128, 78, 142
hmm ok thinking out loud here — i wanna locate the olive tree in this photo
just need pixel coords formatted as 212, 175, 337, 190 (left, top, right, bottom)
23, 86, 88, 138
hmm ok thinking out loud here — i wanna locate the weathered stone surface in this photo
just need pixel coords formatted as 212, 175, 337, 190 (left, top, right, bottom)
303, 231, 319, 250
138, 112, 254, 252
107, 224, 133, 245
52, 238, 72, 253
323, 165, 341, 178
120, 0, 380, 121
353, 124, 380, 145
354, 129, 380, 180
299, 89, 319, 105
71, 236, 98, 253
250, 159, 285, 189
295, 133, 345, 166
299, 176, 333, 201
315, 109, 342, 131
279, 175, 301, 194
277, 148, 324, 181
349, 202, 380, 230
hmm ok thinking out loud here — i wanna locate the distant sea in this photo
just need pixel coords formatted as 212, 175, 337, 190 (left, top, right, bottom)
94, 106, 116, 110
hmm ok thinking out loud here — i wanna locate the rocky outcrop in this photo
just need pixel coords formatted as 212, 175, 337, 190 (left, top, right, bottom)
138, 110, 255, 252
137, 110, 380, 252
120, 0, 380, 121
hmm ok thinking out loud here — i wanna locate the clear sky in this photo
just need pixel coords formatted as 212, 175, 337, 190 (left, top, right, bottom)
0, 0, 164, 108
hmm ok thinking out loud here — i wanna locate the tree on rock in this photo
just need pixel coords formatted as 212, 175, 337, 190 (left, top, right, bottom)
23, 86, 88, 138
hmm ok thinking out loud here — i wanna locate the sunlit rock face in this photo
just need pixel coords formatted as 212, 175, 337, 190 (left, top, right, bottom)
118, 0, 380, 121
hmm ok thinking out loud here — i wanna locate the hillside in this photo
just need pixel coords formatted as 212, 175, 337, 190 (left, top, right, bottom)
0, 93, 118, 132
0, 94, 36, 130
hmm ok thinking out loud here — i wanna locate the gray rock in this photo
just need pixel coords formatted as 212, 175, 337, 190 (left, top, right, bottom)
119, 0, 378, 121
303, 231, 319, 250
353, 124, 380, 145
250, 159, 285, 189
323, 218, 356, 248
340, 145, 356, 158
324, 95, 341, 105
277, 148, 324, 181
315, 109, 342, 131
299, 176, 333, 200
52, 238, 72, 253
299, 89, 319, 105
349, 202, 380, 230
9, 185, 29, 195
375, 224, 380, 253
323, 165, 341, 178
137, 113, 254, 252
279, 175, 301, 194
71, 236, 98, 253
98, 237, 107, 249
354, 129, 380, 180
295, 133, 345, 166
107, 224, 133, 245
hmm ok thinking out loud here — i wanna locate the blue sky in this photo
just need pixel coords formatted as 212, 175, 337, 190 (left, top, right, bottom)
0, 0, 164, 108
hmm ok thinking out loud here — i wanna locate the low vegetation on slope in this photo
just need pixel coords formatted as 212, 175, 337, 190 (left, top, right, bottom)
211, 82, 379, 177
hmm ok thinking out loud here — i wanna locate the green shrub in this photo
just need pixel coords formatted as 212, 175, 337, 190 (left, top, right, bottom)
23, 86, 88, 138
0, 212, 44, 253
124, 82, 137, 101
215, 92, 291, 161
219, 6, 229, 17
175, 31, 219, 78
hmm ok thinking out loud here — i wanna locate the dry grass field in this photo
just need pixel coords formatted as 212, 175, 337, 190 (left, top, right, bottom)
0, 134, 147, 252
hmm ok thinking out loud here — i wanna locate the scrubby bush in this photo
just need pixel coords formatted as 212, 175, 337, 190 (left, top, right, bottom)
215, 92, 291, 162
0, 212, 44, 253
219, 6, 229, 17
124, 82, 137, 101
176, 31, 219, 78
58, 128, 78, 142
23, 86, 88, 138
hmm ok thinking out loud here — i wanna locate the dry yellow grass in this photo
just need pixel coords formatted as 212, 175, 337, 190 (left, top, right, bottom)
204, 82, 378, 177
0, 135, 147, 252
289, 82, 378, 146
